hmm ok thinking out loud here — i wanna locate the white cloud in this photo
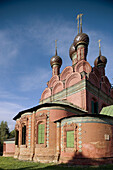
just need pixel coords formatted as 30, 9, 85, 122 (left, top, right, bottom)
0, 30, 19, 67
0, 101, 24, 131
0, 90, 28, 100
19, 67, 51, 92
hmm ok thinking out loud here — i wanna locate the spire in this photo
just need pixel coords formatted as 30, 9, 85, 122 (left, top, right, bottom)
98, 39, 101, 56
76, 14, 80, 34
55, 39, 57, 56
80, 14, 83, 33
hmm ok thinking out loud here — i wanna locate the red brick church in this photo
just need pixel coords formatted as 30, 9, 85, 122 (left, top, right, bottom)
13, 15, 113, 165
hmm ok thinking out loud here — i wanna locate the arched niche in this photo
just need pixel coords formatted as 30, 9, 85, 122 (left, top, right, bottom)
74, 60, 91, 74
52, 81, 64, 95
89, 72, 100, 88
60, 66, 73, 81
41, 88, 51, 100
65, 72, 81, 88
48, 75, 59, 88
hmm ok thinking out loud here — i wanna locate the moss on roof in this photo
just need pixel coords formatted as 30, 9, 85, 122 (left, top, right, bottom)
100, 105, 113, 117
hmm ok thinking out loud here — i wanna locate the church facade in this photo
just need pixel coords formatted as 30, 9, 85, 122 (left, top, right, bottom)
13, 15, 113, 165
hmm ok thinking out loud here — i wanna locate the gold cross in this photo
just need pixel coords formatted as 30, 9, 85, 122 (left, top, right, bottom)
76, 14, 80, 24
98, 39, 101, 48
76, 14, 80, 33
80, 13, 83, 25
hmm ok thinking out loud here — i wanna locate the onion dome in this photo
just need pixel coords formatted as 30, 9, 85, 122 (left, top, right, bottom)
74, 33, 89, 47
50, 50, 62, 68
69, 43, 76, 60
94, 40, 107, 68
94, 55, 107, 67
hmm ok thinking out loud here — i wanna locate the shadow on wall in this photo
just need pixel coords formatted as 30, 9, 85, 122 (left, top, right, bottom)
1, 153, 113, 170
66, 152, 113, 166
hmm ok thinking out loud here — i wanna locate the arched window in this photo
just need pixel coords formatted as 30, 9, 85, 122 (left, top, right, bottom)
91, 99, 98, 114
22, 125, 26, 145
37, 123, 45, 144
15, 130, 19, 146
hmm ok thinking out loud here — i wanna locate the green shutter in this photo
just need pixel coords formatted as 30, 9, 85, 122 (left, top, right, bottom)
91, 101, 94, 114
67, 131, 74, 148
38, 124, 45, 144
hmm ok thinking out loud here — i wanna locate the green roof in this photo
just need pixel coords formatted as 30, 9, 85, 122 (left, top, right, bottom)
100, 105, 113, 117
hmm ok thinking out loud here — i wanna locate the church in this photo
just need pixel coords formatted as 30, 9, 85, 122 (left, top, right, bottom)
13, 14, 113, 165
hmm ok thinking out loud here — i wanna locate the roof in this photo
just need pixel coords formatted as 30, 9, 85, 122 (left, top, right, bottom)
100, 105, 113, 117
13, 100, 87, 120
4, 137, 15, 142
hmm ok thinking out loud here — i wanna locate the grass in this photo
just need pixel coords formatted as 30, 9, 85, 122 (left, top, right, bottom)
0, 157, 113, 170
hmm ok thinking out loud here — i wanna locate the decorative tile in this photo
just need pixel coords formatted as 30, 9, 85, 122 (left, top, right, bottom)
78, 123, 82, 127
78, 132, 82, 135
78, 128, 81, 131
79, 141, 82, 144
78, 145, 82, 148
78, 149, 82, 152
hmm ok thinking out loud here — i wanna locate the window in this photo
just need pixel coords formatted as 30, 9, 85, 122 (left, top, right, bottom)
66, 131, 74, 148
15, 130, 19, 145
38, 124, 45, 144
91, 101, 98, 114
22, 125, 26, 145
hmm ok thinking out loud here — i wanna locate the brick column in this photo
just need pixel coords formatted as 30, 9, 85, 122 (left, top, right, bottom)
30, 111, 35, 160
56, 122, 61, 162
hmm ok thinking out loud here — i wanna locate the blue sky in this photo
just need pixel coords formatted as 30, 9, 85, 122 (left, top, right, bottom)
0, 0, 113, 131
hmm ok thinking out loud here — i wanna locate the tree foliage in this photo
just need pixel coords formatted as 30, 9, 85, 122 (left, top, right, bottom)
0, 121, 15, 154
9, 129, 15, 138
0, 121, 10, 145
